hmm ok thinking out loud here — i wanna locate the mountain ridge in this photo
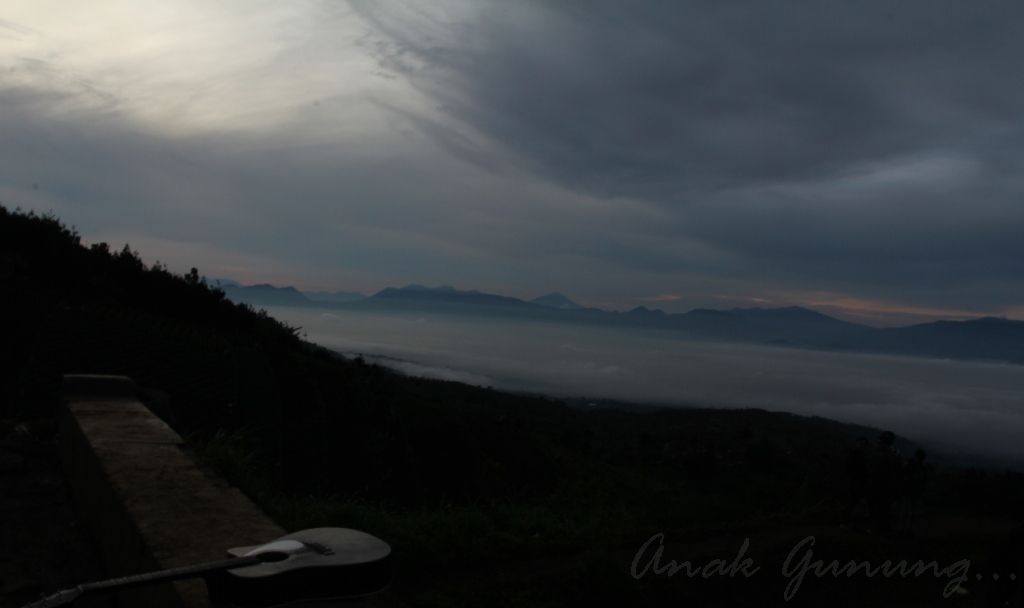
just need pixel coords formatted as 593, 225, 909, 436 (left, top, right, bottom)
531, 292, 583, 310
214, 280, 1024, 365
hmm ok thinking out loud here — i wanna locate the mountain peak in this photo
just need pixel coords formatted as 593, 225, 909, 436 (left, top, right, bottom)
531, 292, 582, 310
627, 305, 665, 315
972, 316, 1019, 325
728, 305, 858, 327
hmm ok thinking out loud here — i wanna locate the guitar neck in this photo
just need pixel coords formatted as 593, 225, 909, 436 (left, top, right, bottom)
23, 555, 263, 608
82, 555, 263, 594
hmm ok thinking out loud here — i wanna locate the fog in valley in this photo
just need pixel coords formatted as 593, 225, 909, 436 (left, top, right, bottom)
270, 307, 1024, 468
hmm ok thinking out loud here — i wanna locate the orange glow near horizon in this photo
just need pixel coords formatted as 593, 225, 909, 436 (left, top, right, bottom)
791, 292, 1016, 326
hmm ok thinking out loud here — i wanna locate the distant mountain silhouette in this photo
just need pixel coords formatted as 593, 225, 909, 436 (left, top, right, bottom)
837, 317, 1024, 363
304, 290, 366, 304
215, 279, 1024, 365
625, 305, 667, 319
715, 306, 867, 343
221, 283, 311, 307
369, 284, 537, 311
531, 292, 583, 310
731, 305, 854, 325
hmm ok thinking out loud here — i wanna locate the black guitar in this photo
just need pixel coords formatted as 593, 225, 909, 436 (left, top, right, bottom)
22, 528, 392, 608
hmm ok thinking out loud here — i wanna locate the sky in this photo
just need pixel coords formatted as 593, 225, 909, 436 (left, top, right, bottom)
2, 0, 1023, 326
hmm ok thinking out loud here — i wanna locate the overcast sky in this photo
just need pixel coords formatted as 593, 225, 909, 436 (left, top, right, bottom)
2, 1, 1023, 325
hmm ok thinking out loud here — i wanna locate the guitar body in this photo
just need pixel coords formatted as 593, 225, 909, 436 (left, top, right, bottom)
206, 528, 393, 607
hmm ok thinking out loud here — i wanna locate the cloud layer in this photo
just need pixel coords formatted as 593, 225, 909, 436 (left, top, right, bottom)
2, 1, 1023, 323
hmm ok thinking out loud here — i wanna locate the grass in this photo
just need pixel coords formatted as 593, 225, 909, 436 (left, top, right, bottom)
186, 409, 1024, 607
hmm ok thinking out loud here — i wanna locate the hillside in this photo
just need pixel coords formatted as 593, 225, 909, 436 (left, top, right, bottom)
3, 206, 1023, 607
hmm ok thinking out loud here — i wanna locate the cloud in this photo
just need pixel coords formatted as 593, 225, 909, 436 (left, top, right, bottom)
1, 0, 1022, 321
354, 1, 1024, 193
353, 0, 1024, 315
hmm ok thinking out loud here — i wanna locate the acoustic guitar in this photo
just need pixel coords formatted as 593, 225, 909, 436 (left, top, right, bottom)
21, 528, 392, 608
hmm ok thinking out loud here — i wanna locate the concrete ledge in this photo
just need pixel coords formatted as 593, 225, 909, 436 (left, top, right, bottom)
58, 375, 285, 608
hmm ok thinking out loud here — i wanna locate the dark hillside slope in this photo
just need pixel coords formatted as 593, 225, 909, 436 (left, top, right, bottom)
1, 207, 301, 425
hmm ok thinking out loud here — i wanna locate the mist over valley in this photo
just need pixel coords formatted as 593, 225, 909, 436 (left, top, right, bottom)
269, 305, 1024, 467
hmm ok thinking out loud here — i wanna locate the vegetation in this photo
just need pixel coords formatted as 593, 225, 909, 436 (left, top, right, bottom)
3, 205, 1023, 606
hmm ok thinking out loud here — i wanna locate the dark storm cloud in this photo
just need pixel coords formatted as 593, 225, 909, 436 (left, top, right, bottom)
356, 1, 1024, 194
3, 1, 1023, 320
353, 0, 1024, 313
